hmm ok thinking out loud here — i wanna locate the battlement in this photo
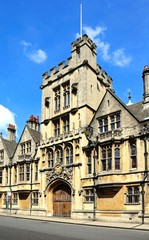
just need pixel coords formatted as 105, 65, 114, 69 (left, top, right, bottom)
96, 64, 113, 87
42, 57, 72, 83
71, 34, 96, 53
41, 34, 98, 86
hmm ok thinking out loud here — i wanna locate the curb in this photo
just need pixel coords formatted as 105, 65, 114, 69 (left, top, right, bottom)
0, 214, 149, 232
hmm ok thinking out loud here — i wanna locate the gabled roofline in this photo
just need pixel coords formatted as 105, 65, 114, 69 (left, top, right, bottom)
107, 89, 141, 122
12, 124, 41, 159
0, 134, 17, 159
89, 88, 141, 127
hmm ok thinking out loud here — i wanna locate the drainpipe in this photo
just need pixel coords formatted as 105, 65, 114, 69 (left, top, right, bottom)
9, 161, 12, 213
140, 127, 149, 224
30, 146, 38, 216
30, 160, 33, 216
141, 173, 148, 224
84, 125, 98, 221
93, 145, 97, 221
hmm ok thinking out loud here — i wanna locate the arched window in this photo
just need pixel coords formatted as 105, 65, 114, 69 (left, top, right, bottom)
63, 83, 70, 108
130, 144, 137, 168
115, 147, 120, 170
54, 88, 60, 112
48, 149, 54, 168
56, 147, 63, 164
66, 145, 73, 165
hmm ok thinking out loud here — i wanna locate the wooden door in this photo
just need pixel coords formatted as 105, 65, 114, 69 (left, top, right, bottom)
53, 184, 71, 217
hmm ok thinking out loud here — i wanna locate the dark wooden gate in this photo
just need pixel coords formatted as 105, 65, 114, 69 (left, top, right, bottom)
53, 184, 71, 217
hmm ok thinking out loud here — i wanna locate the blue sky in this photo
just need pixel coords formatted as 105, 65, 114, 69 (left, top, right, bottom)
0, 0, 149, 139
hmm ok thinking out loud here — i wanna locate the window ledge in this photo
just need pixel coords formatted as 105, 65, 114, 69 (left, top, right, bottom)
125, 203, 140, 205
129, 168, 137, 172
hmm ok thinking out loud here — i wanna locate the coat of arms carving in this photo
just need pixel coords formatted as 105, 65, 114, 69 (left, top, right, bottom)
46, 164, 73, 185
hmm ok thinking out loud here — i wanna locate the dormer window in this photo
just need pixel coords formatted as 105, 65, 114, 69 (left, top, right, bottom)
20, 141, 31, 155
104, 118, 108, 132
98, 112, 121, 134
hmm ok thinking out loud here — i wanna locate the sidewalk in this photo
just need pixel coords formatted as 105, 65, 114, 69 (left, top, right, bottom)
0, 212, 149, 231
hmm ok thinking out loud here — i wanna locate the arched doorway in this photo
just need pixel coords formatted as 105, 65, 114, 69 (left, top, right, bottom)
53, 183, 71, 217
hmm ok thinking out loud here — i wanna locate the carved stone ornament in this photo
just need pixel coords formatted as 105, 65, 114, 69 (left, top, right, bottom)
55, 164, 63, 175
46, 163, 73, 185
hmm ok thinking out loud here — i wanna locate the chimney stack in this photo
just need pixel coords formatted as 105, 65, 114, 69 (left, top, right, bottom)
27, 115, 40, 131
142, 65, 149, 108
7, 124, 16, 141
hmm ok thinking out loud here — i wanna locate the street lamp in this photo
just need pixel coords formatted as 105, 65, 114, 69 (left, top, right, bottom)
85, 125, 98, 221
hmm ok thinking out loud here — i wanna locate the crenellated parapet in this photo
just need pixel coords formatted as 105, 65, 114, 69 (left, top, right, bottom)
41, 57, 73, 84
96, 64, 113, 88
41, 34, 112, 91
71, 34, 97, 54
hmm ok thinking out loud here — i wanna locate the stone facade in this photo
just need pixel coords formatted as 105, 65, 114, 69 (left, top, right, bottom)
0, 35, 149, 223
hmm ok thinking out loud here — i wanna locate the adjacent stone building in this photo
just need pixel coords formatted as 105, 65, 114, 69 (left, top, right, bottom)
0, 116, 41, 215
0, 35, 148, 223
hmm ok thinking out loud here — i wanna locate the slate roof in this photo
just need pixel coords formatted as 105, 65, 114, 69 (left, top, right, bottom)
107, 89, 149, 123
127, 101, 149, 122
27, 126, 41, 144
1, 137, 17, 158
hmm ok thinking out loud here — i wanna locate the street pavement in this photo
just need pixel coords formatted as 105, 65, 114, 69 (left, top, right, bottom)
0, 212, 149, 231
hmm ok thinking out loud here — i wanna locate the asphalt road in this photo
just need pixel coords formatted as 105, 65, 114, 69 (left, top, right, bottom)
0, 216, 148, 240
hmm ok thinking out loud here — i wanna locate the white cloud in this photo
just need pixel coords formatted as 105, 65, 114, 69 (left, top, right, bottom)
29, 49, 47, 64
111, 48, 131, 67
0, 104, 17, 138
20, 40, 32, 48
83, 26, 106, 40
82, 25, 131, 67
20, 40, 47, 64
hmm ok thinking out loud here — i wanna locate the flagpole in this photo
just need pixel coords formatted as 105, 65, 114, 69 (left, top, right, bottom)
80, 0, 82, 38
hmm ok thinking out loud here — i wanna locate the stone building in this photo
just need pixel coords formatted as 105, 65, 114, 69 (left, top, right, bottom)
0, 35, 148, 223
0, 124, 17, 209
37, 35, 149, 222
0, 116, 41, 214
37, 34, 112, 218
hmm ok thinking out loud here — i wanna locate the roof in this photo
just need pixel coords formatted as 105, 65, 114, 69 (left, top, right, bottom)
1, 137, 17, 158
127, 101, 149, 122
27, 126, 41, 144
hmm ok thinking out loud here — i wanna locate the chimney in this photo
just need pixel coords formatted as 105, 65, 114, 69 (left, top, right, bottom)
7, 124, 16, 141
142, 65, 149, 108
27, 115, 40, 131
